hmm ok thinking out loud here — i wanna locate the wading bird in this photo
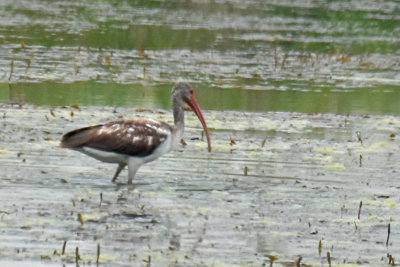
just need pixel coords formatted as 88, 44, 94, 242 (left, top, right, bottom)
61, 82, 211, 184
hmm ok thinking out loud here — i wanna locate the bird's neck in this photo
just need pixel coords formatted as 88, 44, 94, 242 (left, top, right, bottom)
172, 101, 185, 147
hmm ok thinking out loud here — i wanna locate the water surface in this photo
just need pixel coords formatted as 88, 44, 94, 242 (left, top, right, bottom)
1, 1, 400, 266
1, 104, 400, 266
0, 0, 399, 114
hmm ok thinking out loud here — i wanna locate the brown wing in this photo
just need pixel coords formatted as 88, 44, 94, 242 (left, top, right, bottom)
61, 119, 172, 157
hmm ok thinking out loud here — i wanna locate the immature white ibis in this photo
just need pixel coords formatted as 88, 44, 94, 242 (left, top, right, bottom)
61, 82, 211, 184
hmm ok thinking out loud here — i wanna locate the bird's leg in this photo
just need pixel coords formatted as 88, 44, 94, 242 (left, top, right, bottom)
111, 163, 126, 183
127, 158, 141, 184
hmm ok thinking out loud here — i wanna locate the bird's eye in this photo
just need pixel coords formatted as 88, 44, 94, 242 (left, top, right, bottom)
190, 89, 194, 94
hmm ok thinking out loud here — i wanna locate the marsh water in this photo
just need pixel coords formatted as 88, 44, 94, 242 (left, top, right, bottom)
0, 0, 400, 266
1, 0, 400, 114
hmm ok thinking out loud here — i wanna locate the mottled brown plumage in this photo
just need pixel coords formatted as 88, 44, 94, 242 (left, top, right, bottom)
61, 119, 172, 157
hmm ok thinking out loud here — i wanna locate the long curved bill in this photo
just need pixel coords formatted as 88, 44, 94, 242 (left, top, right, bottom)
186, 93, 212, 152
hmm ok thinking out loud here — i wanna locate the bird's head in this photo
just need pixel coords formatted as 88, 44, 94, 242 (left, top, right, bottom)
172, 82, 212, 152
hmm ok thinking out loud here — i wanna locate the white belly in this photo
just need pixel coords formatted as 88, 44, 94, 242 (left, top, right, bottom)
77, 133, 173, 164
78, 147, 129, 164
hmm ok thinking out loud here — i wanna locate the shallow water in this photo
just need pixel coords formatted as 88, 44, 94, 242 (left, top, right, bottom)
1, 0, 400, 266
1, 103, 400, 266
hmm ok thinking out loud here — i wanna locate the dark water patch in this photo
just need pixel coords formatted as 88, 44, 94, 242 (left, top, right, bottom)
1, 24, 217, 51
1, 82, 171, 107
2, 82, 400, 115
85, 24, 216, 50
